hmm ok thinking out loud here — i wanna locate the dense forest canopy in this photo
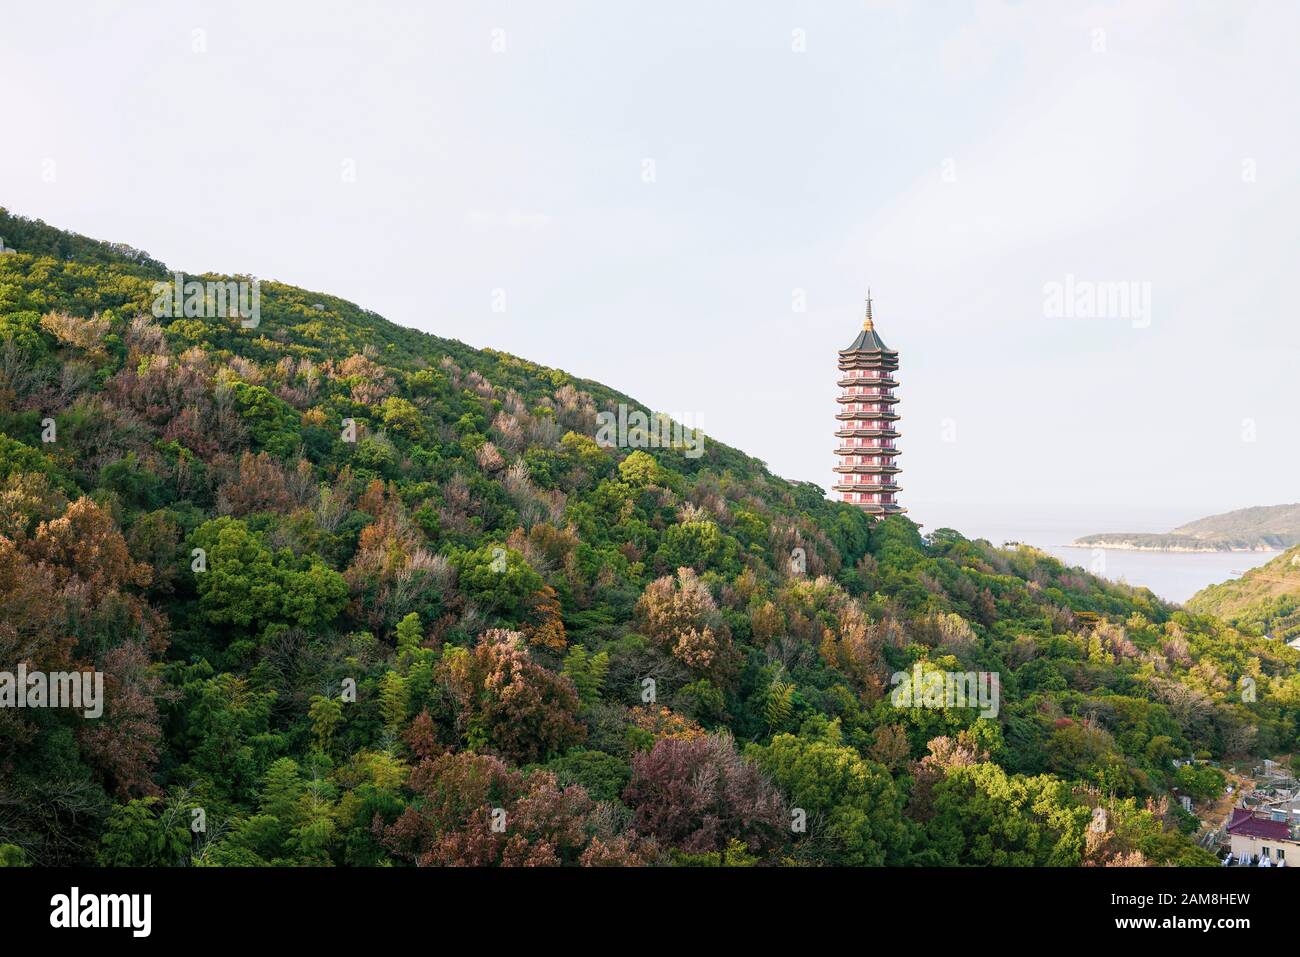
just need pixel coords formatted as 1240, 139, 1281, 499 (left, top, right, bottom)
0, 207, 1296, 867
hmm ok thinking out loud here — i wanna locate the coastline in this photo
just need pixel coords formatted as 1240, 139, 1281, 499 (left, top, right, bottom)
1068, 541, 1281, 554
911, 503, 1285, 602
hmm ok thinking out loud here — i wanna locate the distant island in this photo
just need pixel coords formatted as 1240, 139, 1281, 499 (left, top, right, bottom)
1075, 503, 1300, 552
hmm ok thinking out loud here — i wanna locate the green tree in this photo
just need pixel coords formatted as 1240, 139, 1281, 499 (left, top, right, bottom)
1174, 763, 1226, 802
918, 762, 1086, 867
97, 797, 191, 867
617, 450, 663, 487
545, 749, 631, 803
562, 645, 609, 707
764, 681, 795, 734
655, 520, 740, 575
380, 396, 426, 440
308, 695, 344, 751
455, 545, 544, 621
379, 671, 409, 733
0, 844, 30, 867
748, 720, 910, 866
395, 612, 424, 657
192, 517, 347, 635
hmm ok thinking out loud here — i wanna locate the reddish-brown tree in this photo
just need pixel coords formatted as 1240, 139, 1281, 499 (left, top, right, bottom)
623, 733, 785, 858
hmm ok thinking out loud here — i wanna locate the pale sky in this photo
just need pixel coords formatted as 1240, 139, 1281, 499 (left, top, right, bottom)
2, 0, 1295, 522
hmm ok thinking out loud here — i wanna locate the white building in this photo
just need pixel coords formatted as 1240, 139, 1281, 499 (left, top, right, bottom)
1226, 807, 1300, 865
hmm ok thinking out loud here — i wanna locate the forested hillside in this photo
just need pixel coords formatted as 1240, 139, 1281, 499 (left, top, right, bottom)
1190, 546, 1300, 644
1, 208, 1297, 867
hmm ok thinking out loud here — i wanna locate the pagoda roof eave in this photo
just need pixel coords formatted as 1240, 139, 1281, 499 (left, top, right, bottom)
840, 324, 896, 353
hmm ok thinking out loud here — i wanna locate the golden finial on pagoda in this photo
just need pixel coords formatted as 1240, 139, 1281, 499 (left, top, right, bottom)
863, 289, 874, 330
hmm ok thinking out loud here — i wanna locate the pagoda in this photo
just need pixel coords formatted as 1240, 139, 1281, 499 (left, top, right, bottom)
834, 292, 905, 516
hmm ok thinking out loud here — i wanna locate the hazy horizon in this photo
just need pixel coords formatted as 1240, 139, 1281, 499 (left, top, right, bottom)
3, 0, 1295, 515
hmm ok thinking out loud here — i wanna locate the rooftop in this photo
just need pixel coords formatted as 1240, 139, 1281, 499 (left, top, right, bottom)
1227, 807, 1294, 841
840, 291, 897, 355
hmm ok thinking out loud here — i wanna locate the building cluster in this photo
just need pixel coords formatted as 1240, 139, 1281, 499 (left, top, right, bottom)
1218, 765, 1300, 866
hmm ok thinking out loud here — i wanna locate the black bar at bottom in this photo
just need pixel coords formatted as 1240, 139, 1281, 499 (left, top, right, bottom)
0, 865, 1280, 942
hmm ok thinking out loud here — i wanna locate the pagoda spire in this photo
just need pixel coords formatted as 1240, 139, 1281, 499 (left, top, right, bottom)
834, 294, 905, 517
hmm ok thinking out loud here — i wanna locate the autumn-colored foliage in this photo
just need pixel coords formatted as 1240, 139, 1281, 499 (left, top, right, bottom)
0, 209, 1273, 869
623, 734, 786, 857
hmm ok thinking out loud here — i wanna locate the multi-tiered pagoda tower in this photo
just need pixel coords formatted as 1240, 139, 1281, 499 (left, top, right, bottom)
834, 293, 905, 516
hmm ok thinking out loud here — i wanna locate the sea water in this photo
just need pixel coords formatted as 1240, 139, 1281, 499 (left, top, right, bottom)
910, 502, 1280, 605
